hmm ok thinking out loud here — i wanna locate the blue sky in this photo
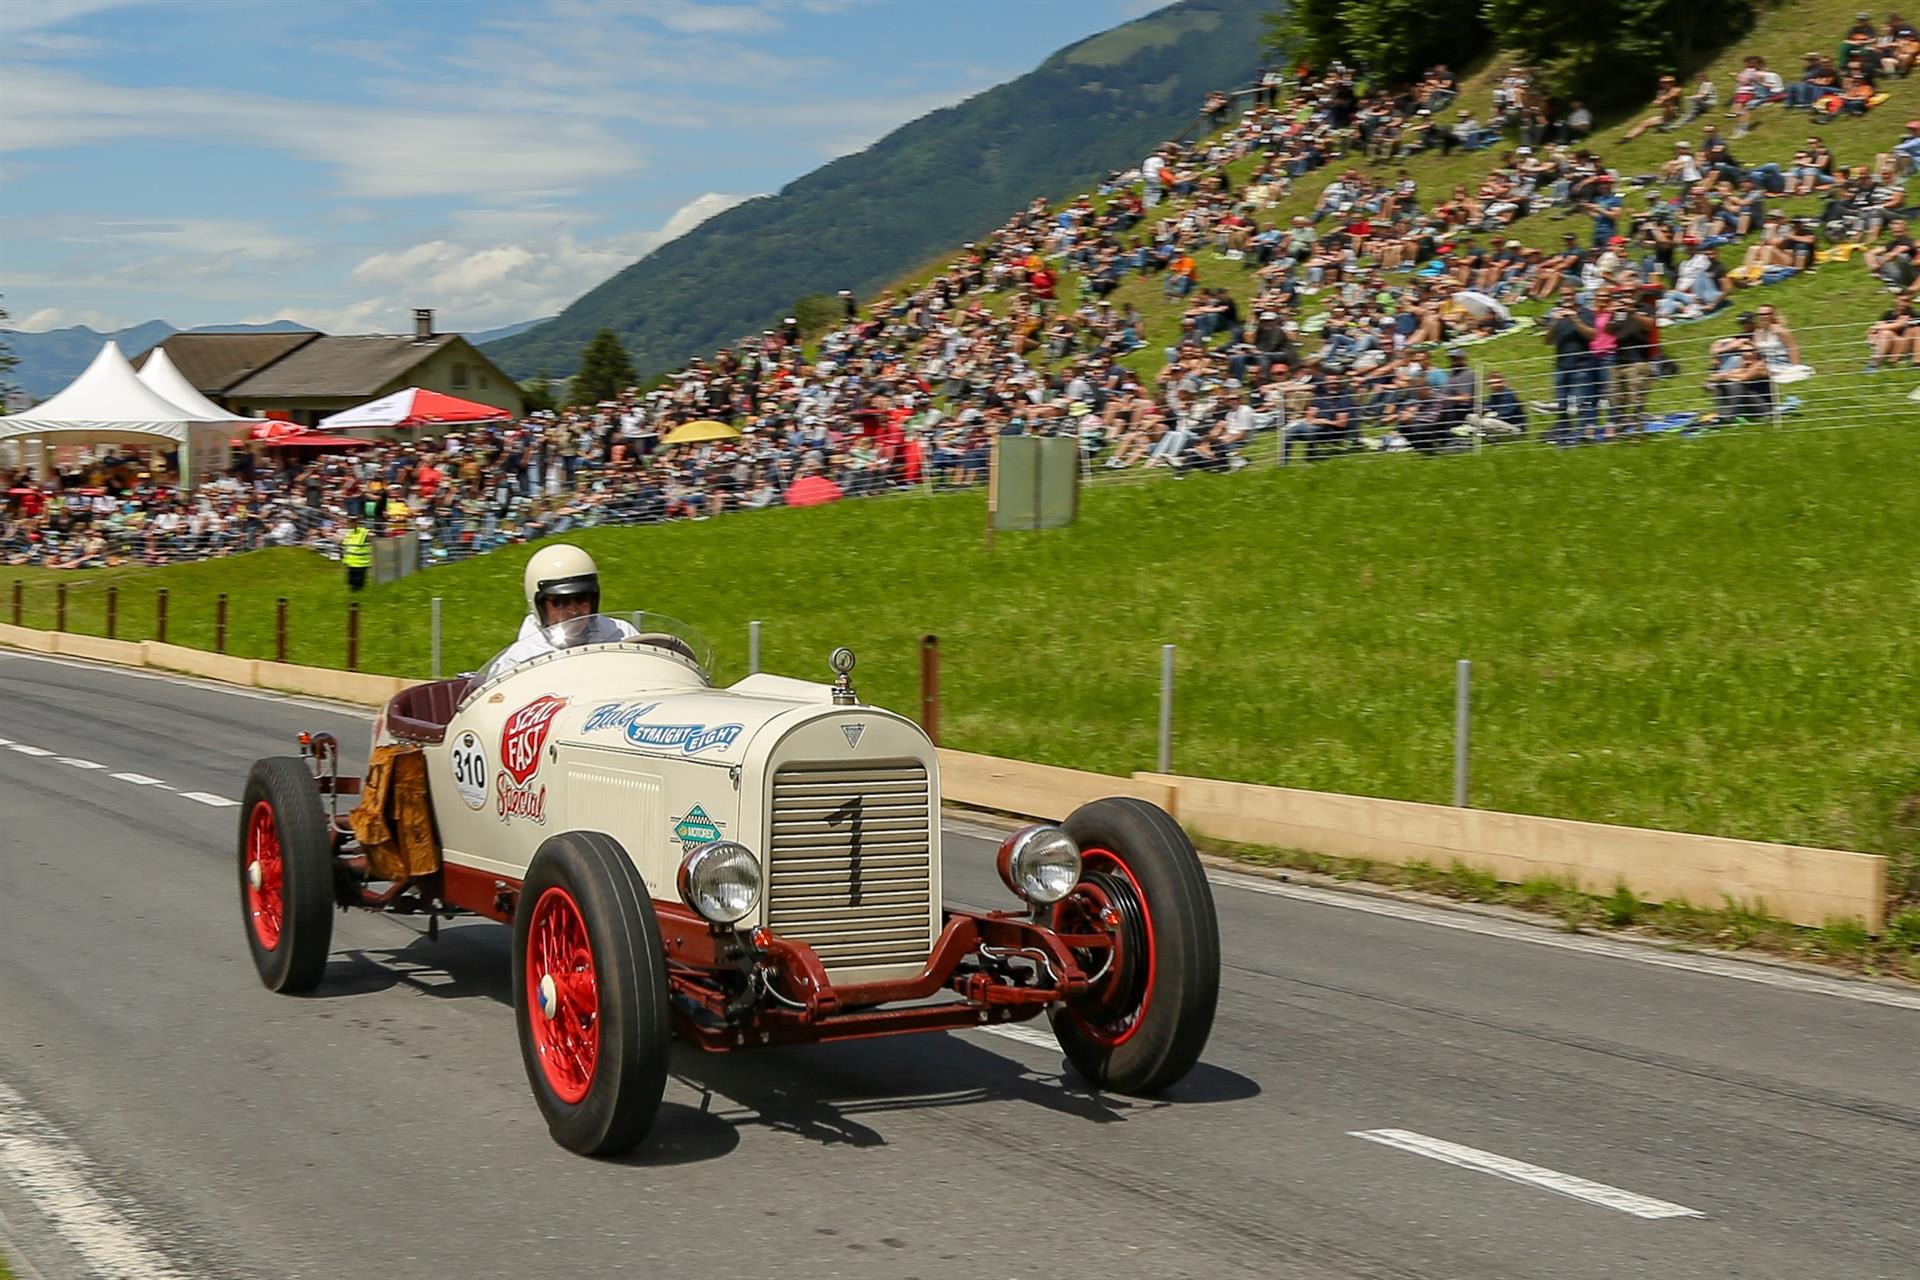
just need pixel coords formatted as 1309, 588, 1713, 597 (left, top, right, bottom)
1, 0, 1165, 335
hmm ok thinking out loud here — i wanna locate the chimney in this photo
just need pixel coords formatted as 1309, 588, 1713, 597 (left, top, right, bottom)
413, 308, 435, 341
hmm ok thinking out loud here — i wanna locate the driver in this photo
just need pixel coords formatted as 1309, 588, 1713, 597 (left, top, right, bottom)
480, 544, 638, 681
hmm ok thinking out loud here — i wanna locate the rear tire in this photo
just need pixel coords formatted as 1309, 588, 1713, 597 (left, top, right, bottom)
1048, 797, 1219, 1093
513, 831, 671, 1156
238, 757, 336, 993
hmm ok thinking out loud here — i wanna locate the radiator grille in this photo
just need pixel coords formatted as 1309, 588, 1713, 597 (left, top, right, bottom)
768, 762, 933, 972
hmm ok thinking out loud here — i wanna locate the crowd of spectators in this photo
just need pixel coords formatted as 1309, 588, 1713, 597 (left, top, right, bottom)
7, 19, 1920, 568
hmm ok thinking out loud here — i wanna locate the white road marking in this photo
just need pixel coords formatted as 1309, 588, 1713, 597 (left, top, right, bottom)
177, 792, 238, 808
53, 758, 103, 770
1203, 868, 1920, 1013
6, 745, 52, 757
108, 773, 171, 789
0, 1082, 194, 1279
976, 1022, 1060, 1052
12, 648, 1917, 1013
1350, 1128, 1705, 1220
0, 649, 374, 720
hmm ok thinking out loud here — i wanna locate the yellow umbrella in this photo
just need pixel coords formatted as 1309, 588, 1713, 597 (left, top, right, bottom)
662, 419, 741, 445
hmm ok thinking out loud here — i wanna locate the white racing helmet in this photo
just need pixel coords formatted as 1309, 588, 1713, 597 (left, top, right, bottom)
523, 544, 600, 625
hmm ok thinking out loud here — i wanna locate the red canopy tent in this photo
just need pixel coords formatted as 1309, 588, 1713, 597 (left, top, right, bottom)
316, 388, 513, 433
247, 420, 308, 442
270, 430, 379, 450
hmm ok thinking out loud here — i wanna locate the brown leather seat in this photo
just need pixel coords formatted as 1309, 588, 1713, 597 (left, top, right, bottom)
383, 676, 472, 745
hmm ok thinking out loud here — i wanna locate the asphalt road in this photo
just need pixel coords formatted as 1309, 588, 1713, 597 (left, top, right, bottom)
0, 650, 1915, 1280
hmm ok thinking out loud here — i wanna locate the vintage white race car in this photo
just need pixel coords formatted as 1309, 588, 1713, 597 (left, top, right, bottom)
238, 614, 1220, 1156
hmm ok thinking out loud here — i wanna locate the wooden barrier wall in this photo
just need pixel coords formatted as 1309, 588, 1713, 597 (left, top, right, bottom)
1, 625, 1887, 930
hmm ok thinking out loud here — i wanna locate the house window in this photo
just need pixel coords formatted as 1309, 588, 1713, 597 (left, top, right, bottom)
450, 362, 469, 388
479, 372, 490, 389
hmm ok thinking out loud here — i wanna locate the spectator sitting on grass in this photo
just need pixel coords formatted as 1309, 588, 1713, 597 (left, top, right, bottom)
1620, 75, 1684, 142
1465, 370, 1528, 438
1279, 371, 1354, 465
1865, 295, 1917, 369
1892, 119, 1920, 174
1865, 217, 1918, 289
1704, 316, 1775, 421
1877, 15, 1919, 75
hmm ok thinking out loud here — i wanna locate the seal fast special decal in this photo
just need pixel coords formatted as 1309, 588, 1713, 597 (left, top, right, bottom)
496, 694, 566, 823
451, 729, 488, 810
582, 701, 744, 756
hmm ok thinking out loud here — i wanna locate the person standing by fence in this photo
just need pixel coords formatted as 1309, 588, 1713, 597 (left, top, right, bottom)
342, 515, 372, 593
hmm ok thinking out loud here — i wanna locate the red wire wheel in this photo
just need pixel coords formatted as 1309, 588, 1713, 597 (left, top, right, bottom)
1047, 798, 1220, 1094
1055, 849, 1156, 1048
525, 887, 600, 1104
245, 800, 286, 952
237, 757, 336, 993
512, 831, 671, 1157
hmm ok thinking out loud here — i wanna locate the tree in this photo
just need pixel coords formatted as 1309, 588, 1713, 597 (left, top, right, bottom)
1340, 0, 1489, 86
1262, 0, 1487, 84
1261, 0, 1347, 70
791, 292, 841, 340
0, 297, 18, 400
1483, 0, 1758, 108
569, 329, 634, 405
518, 369, 558, 415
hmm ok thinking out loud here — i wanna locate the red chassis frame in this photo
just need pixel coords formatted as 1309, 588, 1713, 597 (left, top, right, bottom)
306, 738, 1112, 1051
404, 864, 1110, 1051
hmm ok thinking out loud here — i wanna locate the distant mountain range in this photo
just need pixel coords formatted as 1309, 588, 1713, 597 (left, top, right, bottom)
485, 0, 1265, 379
2, 316, 550, 401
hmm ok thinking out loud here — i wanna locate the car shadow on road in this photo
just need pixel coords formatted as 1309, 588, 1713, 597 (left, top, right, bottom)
647, 1034, 1261, 1158
312, 926, 1261, 1161
315, 924, 512, 1003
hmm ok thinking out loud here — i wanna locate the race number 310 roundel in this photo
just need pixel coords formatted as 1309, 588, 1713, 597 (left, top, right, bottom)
451, 730, 488, 810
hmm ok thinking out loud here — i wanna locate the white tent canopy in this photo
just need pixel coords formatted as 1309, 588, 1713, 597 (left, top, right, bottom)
0, 341, 232, 484
137, 346, 250, 422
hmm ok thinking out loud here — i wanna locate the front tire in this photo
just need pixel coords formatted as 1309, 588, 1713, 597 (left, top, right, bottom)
1048, 798, 1219, 1093
513, 831, 671, 1156
238, 757, 336, 993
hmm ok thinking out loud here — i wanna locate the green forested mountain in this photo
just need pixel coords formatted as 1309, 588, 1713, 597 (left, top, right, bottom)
485, 0, 1266, 379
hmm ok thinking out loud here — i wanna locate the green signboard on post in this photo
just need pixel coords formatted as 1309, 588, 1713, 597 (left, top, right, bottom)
989, 435, 1080, 534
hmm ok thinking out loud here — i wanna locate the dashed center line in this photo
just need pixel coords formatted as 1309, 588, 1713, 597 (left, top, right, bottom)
4, 742, 237, 807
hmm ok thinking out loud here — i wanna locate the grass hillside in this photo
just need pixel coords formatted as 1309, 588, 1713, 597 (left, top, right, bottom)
882, 0, 1920, 419
14, 420, 1920, 899
486, 0, 1265, 379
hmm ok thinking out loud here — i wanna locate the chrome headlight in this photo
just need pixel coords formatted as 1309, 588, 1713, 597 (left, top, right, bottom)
677, 841, 762, 926
996, 825, 1082, 905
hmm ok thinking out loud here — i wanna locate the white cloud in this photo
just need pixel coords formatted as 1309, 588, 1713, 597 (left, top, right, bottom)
0, 65, 641, 200
275, 191, 755, 333
15, 306, 123, 332
646, 1, 782, 35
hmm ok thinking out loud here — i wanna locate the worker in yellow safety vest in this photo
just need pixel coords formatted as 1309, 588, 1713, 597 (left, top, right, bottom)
342, 514, 373, 592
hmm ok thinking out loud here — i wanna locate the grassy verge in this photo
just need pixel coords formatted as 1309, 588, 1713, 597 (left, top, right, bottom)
1213, 840, 1920, 982
1, 1247, 15, 1279
8, 418, 1920, 907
